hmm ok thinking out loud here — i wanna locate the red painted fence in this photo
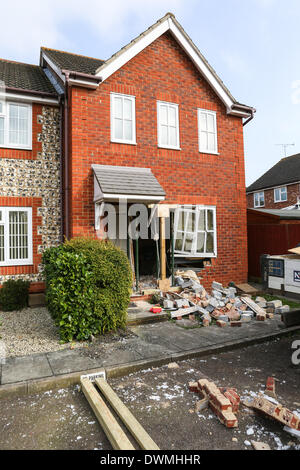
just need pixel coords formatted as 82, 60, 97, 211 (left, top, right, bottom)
248, 224, 300, 278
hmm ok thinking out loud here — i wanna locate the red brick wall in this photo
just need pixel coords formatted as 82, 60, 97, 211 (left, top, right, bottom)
68, 32, 248, 288
247, 182, 300, 209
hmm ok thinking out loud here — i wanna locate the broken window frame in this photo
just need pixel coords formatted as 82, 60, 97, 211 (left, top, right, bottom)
173, 205, 217, 258
254, 191, 264, 208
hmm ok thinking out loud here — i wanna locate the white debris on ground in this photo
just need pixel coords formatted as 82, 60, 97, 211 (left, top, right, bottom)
152, 273, 290, 329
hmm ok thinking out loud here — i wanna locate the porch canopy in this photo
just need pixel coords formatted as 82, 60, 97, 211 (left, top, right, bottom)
92, 164, 166, 204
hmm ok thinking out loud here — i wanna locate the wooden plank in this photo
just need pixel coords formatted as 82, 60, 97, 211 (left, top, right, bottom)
95, 378, 160, 450
170, 305, 200, 318
81, 377, 135, 450
160, 217, 166, 280
241, 297, 266, 316
236, 283, 258, 294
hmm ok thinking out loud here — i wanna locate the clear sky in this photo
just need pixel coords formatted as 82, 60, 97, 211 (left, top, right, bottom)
1, 0, 300, 186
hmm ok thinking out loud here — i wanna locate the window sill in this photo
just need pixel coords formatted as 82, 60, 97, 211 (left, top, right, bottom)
199, 150, 219, 155
0, 144, 32, 151
158, 145, 181, 151
254, 205, 265, 208
174, 254, 217, 259
274, 200, 287, 204
0, 261, 33, 267
110, 139, 137, 146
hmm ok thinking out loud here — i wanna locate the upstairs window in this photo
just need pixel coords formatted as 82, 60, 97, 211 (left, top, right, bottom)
110, 93, 136, 144
174, 205, 217, 257
157, 101, 180, 149
0, 102, 32, 149
254, 191, 264, 208
274, 186, 287, 203
198, 109, 218, 154
0, 207, 32, 266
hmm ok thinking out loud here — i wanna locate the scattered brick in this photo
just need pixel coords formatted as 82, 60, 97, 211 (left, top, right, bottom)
230, 321, 242, 327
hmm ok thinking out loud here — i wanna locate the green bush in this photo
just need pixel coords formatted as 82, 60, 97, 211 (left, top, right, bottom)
42, 238, 132, 342
0, 279, 30, 311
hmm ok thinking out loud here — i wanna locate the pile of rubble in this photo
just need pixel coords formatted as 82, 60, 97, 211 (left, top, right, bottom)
155, 271, 290, 328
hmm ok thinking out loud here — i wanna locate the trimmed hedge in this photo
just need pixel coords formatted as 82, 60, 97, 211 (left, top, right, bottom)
42, 238, 132, 342
0, 279, 30, 311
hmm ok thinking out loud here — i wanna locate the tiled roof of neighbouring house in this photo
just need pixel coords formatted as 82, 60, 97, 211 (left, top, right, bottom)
246, 153, 300, 192
0, 59, 57, 95
41, 48, 105, 75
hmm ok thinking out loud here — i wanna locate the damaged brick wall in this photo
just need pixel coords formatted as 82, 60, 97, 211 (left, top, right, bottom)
68, 32, 248, 288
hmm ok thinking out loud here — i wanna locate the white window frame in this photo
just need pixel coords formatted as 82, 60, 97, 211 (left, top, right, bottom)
0, 207, 33, 266
0, 101, 32, 150
274, 186, 287, 203
173, 205, 217, 258
110, 93, 136, 145
197, 108, 218, 154
254, 191, 265, 208
157, 101, 180, 150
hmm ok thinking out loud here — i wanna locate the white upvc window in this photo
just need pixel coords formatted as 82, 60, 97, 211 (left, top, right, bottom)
274, 186, 287, 203
110, 93, 136, 144
0, 207, 32, 266
198, 109, 218, 154
173, 205, 217, 257
157, 101, 180, 149
254, 191, 265, 208
0, 101, 32, 150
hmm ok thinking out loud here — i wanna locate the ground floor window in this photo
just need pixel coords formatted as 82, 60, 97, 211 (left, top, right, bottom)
0, 207, 32, 266
173, 205, 217, 257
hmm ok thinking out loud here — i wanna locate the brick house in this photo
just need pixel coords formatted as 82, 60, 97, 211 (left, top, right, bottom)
0, 13, 254, 292
246, 153, 300, 210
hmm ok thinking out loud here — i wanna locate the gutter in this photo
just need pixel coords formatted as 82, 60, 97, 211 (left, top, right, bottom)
63, 72, 71, 240
242, 107, 255, 127
3, 86, 58, 99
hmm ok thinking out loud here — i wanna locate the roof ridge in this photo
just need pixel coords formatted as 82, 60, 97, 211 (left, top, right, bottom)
280, 152, 300, 160
0, 57, 39, 68
41, 47, 104, 63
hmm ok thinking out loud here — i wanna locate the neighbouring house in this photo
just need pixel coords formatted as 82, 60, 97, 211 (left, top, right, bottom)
247, 208, 300, 279
246, 153, 300, 210
0, 12, 255, 293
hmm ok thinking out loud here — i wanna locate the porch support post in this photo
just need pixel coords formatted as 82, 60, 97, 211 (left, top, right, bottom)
170, 211, 175, 286
160, 217, 166, 280
135, 238, 139, 291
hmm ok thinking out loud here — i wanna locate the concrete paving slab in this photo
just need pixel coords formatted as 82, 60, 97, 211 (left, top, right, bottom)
130, 323, 211, 351
87, 345, 143, 368
1, 354, 53, 384
46, 349, 101, 375
124, 338, 178, 359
